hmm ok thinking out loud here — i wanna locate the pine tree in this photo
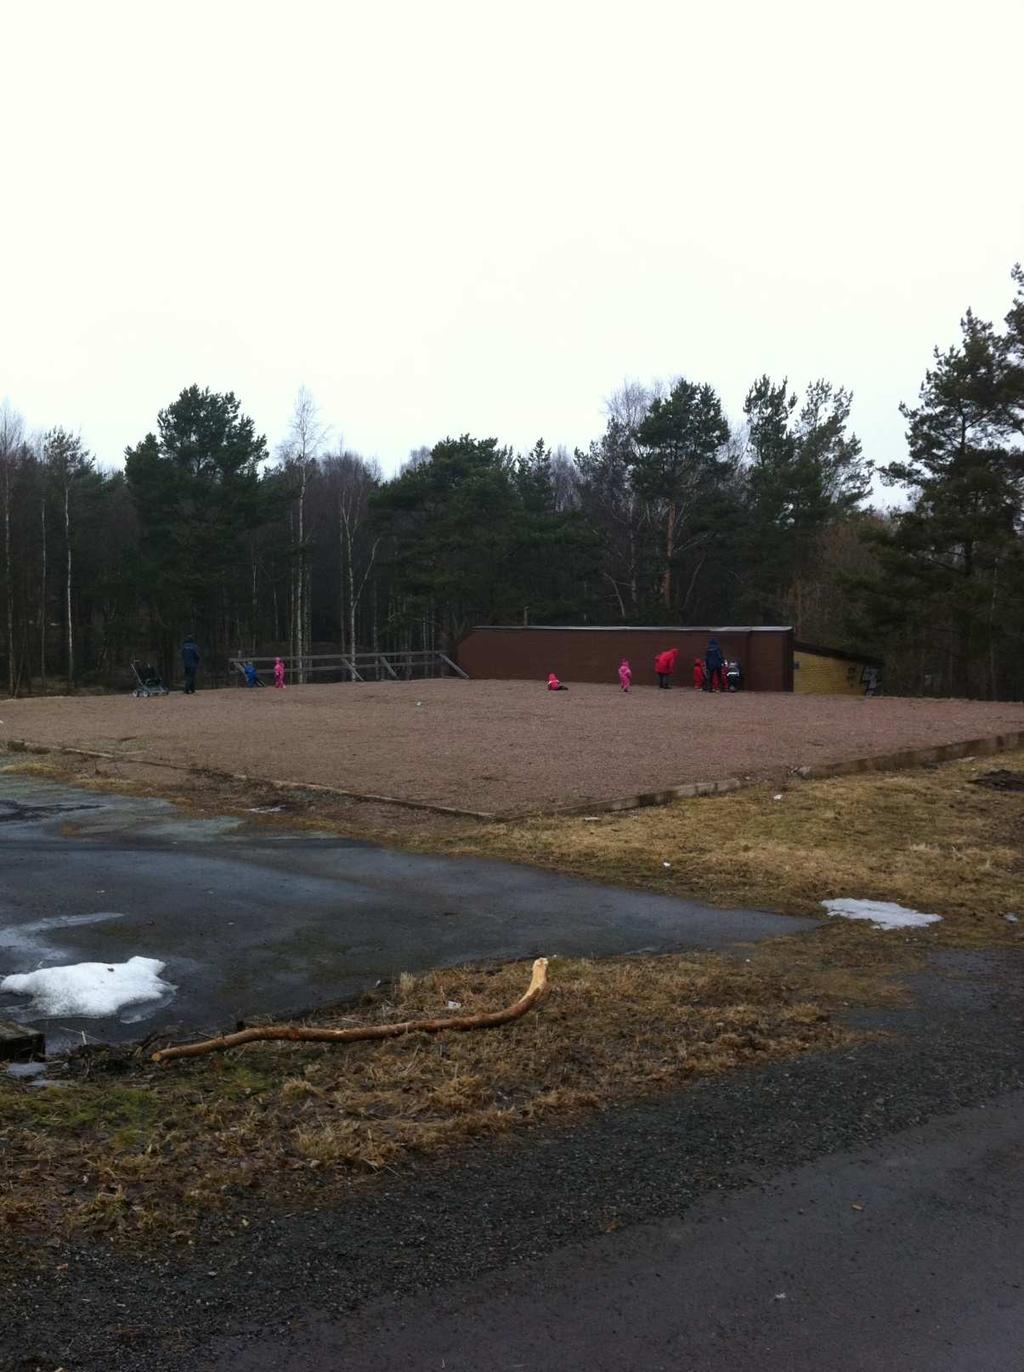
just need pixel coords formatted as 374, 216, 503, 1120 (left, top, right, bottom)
632, 379, 731, 612
742, 377, 869, 622
863, 303, 1023, 697
125, 386, 271, 675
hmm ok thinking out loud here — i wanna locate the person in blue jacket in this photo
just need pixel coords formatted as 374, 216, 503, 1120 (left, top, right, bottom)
181, 635, 200, 694
704, 636, 725, 692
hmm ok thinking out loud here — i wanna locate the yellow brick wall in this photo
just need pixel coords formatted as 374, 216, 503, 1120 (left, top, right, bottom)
793, 650, 869, 695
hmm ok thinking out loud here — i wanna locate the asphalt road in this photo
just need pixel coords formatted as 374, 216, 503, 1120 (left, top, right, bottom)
199, 1091, 1024, 1372
0, 774, 810, 1051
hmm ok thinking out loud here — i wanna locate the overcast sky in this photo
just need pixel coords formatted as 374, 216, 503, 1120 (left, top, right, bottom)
3, 0, 1022, 483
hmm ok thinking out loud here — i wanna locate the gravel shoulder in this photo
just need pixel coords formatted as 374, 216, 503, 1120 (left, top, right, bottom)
5, 948, 1023, 1372
1, 681, 1021, 813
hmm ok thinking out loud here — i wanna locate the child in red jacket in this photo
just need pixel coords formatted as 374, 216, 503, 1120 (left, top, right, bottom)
654, 648, 679, 689
693, 658, 705, 691
618, 658, 632, 692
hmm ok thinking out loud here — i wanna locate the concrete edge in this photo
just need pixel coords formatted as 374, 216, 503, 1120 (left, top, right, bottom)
501, 728, 1024, 820
5, 727, 1023, 824
3, 741, 496, 822
517, 776, 746, 821
789, 729, 1024, 783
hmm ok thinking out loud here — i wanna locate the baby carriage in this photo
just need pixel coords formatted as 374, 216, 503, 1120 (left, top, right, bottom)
234, 659, 266, 688
130, 660, 169, 698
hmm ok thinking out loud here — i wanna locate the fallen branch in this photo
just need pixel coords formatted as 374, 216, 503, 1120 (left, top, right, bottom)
152, 958, 549, 1065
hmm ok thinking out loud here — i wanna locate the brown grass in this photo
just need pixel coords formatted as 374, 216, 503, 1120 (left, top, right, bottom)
428, 750, 1024, 948
0, 942, 898, 1259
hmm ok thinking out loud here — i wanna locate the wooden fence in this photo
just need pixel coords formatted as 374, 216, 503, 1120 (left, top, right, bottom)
228, 651, 469, 685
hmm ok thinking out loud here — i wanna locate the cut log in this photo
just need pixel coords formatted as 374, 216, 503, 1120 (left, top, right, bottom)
152, 958, 548, 1065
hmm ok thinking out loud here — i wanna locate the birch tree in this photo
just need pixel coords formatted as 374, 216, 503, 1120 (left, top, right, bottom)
42, 428, 93, 689
0, 405, 26, 695
323, 452, 381, 658
278, 388, 328, 682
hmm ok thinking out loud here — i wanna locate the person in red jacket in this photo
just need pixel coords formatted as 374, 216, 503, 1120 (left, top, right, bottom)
654, 647, 679, 689
693, 658, 705, 691
547, 672, 568, 691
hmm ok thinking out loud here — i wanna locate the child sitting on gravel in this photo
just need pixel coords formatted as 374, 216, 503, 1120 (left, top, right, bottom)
547, 672, 568, 691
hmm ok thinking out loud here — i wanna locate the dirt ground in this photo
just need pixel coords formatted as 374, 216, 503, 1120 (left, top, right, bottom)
0, 681, 1020, 813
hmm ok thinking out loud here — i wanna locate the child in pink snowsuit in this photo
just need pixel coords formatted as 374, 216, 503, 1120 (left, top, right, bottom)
273, 657, 286, 689
618, 658, 632, 692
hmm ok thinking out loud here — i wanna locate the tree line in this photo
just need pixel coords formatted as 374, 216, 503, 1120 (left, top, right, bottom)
1, 267, 1021, 698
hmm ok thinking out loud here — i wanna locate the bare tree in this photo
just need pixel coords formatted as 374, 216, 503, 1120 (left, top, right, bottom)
604, 378, 664, 433
0, 404, 24, 696
34, 433, 47, 694
323, 452, 381, 658
549, 445, 579, 512
42, 428, 92, 690
278, 388, 329, 682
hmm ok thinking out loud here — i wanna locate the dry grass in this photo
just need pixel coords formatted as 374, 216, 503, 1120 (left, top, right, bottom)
429, 750, 1024, 948
0, 942, 897, 1257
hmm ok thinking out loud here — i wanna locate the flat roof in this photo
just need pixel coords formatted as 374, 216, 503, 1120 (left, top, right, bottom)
470, 625, 795, 633
794, 640, 884, 667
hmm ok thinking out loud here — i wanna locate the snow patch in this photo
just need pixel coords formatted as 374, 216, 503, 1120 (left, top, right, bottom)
822, 898, 942, 930
1, 957, 175, 1018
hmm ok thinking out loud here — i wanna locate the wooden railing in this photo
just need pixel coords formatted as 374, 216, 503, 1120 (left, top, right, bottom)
228, 651, 469, 685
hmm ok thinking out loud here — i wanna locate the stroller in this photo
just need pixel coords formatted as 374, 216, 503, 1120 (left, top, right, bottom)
130, 660, 169, 698
725, 659, 743, 692
234, 659, 266, 688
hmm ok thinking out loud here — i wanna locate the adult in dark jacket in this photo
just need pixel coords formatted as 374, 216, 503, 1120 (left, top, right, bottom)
704, 637, 724, 692
181, 636, 200, 694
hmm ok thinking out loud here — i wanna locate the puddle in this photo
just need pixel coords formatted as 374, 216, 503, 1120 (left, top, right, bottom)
4, 1059, 66, 1087
969, 770, 1024, 793
0, 910, 128, 957
0, 798, 100, 824
6, 1059, 47, 1079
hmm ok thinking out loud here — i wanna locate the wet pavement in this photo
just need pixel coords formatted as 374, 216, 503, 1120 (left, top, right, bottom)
0, 775, 813, 1052
197, 1090, 1024, 1372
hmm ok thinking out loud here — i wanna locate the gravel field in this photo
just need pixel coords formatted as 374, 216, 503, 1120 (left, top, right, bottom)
1, 681, 1021, 813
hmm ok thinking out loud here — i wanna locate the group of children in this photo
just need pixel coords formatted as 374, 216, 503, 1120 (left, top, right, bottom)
547, 638, 742, 693
241, 657, 288, 688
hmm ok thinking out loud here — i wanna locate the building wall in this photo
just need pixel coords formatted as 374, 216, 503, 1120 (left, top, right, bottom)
457, 627, 795, 692
793, 648, 874, 695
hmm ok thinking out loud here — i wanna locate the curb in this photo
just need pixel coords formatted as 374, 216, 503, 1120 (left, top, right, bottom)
497, 728, 1024, 819
4, 740, 496, 821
